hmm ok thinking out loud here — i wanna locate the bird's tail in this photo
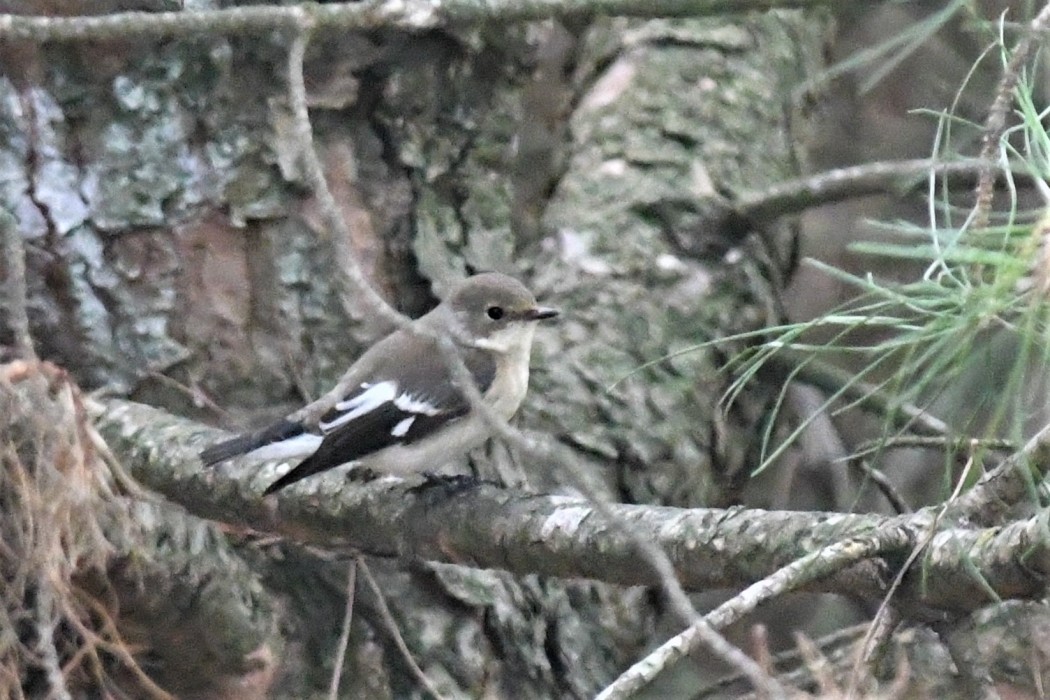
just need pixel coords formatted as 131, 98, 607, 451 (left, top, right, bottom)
199, 418, 305, 466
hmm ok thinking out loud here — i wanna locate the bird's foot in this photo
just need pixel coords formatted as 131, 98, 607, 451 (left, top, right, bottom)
410, 473, 487, 497
346, 466, 381, 483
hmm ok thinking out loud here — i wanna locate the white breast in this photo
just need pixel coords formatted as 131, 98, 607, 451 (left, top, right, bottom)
364, 322, 539, 476
480, 323, 536, 419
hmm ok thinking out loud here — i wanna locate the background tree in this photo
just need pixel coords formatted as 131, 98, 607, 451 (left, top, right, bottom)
2, 1, 1050, 699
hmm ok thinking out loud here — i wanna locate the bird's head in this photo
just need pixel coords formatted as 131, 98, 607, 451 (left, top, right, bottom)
444, 273, 559, 353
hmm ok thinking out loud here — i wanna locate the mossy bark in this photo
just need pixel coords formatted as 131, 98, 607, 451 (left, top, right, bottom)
0, 6, 827, 697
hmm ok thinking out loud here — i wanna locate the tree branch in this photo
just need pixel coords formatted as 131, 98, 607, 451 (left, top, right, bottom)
0, 0, 833, 42
973, 3, 1050, 230
90, 397, 1050, 612
938, 420, 1050, 528
597, 534, 904, 700
736, 158, 993, 224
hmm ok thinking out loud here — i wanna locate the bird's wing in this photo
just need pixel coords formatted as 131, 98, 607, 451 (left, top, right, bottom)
261, 339, 496, 495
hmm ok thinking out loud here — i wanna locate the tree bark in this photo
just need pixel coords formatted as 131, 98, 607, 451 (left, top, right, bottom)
0, 3, 829, 697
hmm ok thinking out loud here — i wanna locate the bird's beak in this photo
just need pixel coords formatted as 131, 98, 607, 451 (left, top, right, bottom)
525, 306, 560, 321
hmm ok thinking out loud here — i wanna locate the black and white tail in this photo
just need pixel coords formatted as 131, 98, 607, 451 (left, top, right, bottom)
199, 418, 313, 466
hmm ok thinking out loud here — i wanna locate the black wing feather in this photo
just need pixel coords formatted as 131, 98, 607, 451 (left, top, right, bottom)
262, 346, 497, 495
261, 402, 465, 495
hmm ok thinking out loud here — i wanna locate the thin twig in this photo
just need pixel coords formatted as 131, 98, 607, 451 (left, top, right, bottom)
847, 606, 900, 698
143, 371, 232, 420
774, 351, 949, 437
850, 434, 1015, 460
856, 459, 911, 514
973, 4, 1050, 231
697, 624, 871, 698
595, 533, 908, 700
69, 591, 175, 700
939, 419, 1050, 527
285, 22, 404, 328
847, 433, 1017, 515
845, 454, 979, 698
0, 0, 836, 43
737, 158, 994, 223
794, 632, 840, 697
327, 558, 358, 700
358, 559, 447, 700
1, 208, 36, 360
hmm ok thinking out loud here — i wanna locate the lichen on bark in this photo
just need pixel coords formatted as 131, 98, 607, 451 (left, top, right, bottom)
0, 7, 828, 697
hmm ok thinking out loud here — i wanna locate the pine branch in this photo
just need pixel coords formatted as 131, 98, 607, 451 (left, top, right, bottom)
91, 396, 1050, 612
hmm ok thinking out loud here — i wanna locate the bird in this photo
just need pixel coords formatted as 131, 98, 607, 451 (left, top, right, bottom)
199, 272, 559, 495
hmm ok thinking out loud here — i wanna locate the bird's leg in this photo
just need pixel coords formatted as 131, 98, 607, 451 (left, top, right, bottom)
346, 465, 381, 483
410, 472, 488, 497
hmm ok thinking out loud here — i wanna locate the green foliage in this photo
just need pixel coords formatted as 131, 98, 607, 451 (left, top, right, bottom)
738, 37, 1050, 478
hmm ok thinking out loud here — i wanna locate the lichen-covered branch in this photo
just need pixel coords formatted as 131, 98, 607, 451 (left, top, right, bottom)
597, 535, 902, 700
91, 396, 1050, 612
735, 158, 993, 224
938, 421, 1050, 527
0, 0, 833, 42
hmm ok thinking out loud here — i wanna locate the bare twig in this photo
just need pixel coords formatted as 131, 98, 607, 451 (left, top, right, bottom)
284, 23, 404, 327
856, 459, 911, 514
1, 208, 36, 360
847, 434, 1016, 515
0, 0, 836, 43
697, 624, 872, 698
973, 4, 1050, 230
737, 158, 994, 223
939, 419, 1050, 527
775, 351, 949, 437
851, 434, 1015, 459
358, 559, 447, 700
327, 558, 358, 700
596, 533, 907, 700
794, 632, 840, 697
847, 606, 900, 697
143, 371, 232, 420
846, 454, 979, 696
69, 590, 175, 700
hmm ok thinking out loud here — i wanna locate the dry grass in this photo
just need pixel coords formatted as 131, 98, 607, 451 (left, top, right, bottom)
0, 360, 168, 700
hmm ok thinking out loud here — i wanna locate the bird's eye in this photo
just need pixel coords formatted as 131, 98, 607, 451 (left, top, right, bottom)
487, 306, 504, 320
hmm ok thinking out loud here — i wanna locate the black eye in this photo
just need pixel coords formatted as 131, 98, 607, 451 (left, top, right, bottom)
487, 306, 504, 320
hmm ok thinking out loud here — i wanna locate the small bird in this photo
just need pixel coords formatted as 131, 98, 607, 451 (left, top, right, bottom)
200, 272, 559, 495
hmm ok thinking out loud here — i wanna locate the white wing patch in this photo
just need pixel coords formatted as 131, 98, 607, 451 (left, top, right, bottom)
393, 392, 443, 416
247, 432, 324, 461
320, 381, 398, 433
390, 416, 416, 437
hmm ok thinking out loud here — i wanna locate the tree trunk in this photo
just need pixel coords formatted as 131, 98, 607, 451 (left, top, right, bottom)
0, 5, 827, 698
